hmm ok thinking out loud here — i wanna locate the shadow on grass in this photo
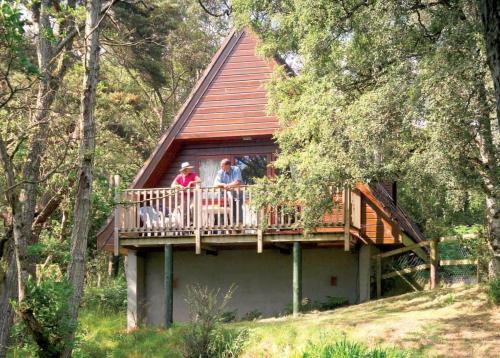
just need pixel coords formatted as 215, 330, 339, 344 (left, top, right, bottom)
402, 310, 500, 358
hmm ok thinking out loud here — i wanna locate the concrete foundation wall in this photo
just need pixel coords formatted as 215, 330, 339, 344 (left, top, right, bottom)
358, 245, 372, 302
126, 250, 144, 329
141, 248, 360, 326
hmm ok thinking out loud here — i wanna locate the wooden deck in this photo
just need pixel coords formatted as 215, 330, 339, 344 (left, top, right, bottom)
114, 185, 361, 253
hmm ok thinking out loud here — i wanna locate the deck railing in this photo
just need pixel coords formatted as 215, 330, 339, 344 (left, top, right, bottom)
115, 185, 355, 237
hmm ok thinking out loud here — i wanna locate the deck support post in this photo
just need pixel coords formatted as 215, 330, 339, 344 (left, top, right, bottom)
343, 186, 351, 251
195, 229, 201, 255
430, 238, 439, 289
376, 255, 382, 299
257, 229, 263, 253
293, 241, 302, 317
359, 244, 372, 302
164, 244, 173, 328
126, 250, 143, 330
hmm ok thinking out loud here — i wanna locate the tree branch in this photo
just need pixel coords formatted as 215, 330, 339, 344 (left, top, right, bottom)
52, 0, 118, 59
197, 0, 231, 17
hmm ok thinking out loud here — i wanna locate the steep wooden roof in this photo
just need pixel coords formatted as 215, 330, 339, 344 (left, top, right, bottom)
131, 28, 279, 189
97, 28, 281, 250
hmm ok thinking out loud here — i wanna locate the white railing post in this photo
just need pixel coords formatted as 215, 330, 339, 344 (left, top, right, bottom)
195, 183, 202, 242
113, 175, 121, 256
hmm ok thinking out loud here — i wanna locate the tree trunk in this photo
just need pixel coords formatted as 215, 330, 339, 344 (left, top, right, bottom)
108, 254, 120, 278
479, 0, 500, 129
486, 195, 500, 278
62, 0, 102, 356
3, 2, 62, 351
0, 242, 17, 358
475, 80, 500, 279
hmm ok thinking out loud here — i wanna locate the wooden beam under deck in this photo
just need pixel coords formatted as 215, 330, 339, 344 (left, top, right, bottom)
120, 232, 346, 249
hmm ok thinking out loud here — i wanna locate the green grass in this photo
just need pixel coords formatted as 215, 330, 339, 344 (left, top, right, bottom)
74, 309, 184, 358
72, 309, 410, 358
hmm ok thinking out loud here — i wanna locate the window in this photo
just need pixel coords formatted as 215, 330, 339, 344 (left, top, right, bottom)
198, 153, 272, 187
199, 158, 220, 188
234, 155, 268, 185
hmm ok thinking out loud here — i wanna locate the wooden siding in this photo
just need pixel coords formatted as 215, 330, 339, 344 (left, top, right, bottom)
178, 31, 280, 139
157, 138, 277, 187
361, 196, 400, 244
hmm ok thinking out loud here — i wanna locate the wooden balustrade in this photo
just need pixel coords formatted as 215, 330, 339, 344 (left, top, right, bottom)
116, 185, 355, 237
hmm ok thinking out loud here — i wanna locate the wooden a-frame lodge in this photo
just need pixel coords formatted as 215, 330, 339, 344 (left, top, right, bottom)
97, 28, 425, 328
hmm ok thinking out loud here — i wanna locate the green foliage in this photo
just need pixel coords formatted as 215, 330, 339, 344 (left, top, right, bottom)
439, 234, 491, 281
29, 220, 71, 264
301, 337, 409, 358
107, 0, 182, 89
240, 309, 262, 321
283, 296, 349, 315
205, 326, 249, 358
0, 1, 38, 75
82, 278, 127, 313
221, 309, 238, 323
232, 0, 496, 238
487, 278, 500, 305
181, 284, 248, 358
11, 278, 74, 356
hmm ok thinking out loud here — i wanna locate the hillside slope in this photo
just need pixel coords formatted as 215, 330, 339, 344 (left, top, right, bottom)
238, 285, 499, 357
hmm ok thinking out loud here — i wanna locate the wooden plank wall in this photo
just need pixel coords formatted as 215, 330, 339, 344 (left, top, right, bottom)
178, 31, 280, 139
361, 197, 399, 244
156, 138, 277, 187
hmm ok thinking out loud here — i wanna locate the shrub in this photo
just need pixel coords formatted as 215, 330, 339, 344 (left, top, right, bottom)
282, 296, 349, 315
181, 284, 248, 357
316, 296, 349, 310
221, 309, 238, 323
11, 277, 74, 357
82, 277, 127, 313
208, 326, 249, 358
240, 309, 262, 321
487, 278, 500, 305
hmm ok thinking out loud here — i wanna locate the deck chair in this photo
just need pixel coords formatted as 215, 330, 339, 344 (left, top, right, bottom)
139, 206, 166, 236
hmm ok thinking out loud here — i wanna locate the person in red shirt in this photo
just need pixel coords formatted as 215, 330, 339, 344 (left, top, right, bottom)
170, 162, 201, 228
171, 162, 201, 189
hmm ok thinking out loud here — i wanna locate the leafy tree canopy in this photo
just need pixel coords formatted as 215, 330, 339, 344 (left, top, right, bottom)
233, 0, 499, 238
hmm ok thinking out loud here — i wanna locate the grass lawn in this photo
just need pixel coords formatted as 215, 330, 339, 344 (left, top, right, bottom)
73, 285, 499, 358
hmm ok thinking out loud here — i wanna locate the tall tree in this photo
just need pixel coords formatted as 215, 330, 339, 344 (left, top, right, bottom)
0, 0, 80, 354
0, 0, 112, 354
233, 1, 499, 276
63, 0, 102, 356
478, 0, 500, 276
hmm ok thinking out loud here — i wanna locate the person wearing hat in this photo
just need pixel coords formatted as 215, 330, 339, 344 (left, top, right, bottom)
171, 162, 201, 189
170, 162, 201, 228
